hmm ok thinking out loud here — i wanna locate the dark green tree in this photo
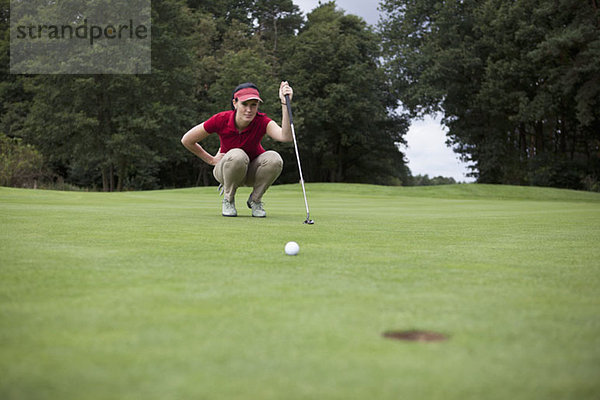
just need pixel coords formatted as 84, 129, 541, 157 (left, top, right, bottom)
186, 0, 255, 26
0, 0, 31, 139
253, 0, 303, 52
283, 2, 410, 184
21, 0, 199, 191
380, 0, 600, 189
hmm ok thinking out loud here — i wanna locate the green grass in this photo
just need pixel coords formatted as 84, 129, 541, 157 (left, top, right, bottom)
1, 183, 599, 400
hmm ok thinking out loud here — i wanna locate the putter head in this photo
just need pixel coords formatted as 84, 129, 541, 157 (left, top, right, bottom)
304, 219, 315, 225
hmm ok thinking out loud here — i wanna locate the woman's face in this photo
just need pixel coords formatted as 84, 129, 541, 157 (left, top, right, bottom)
234, 99, 259, 124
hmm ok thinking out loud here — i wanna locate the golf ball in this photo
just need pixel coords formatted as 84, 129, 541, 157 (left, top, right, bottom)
285, 241, 300, 256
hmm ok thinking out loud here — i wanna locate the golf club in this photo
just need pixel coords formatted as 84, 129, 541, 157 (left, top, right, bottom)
285, 94, 314, 224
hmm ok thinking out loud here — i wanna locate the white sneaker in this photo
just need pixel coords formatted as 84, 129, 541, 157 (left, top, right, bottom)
247, 196, 266, 218
222, 199, 237, 217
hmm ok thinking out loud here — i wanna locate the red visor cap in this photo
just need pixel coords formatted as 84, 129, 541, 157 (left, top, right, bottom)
234, 87, 263, 103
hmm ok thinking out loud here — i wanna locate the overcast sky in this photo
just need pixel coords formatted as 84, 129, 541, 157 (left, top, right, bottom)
292, 0, 475, 182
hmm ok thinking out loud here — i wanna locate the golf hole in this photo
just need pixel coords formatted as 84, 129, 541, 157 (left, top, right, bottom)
382, 330, 448, 342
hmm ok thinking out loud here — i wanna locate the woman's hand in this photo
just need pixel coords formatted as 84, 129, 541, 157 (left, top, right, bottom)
266, 82, 295, 143
211, 152, 225, 166
279, 81, 293, 104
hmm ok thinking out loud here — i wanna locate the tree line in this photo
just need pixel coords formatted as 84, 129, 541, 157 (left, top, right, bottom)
0, 0, 410, 191
1, 0, 598, 191
380, 0, 600, 190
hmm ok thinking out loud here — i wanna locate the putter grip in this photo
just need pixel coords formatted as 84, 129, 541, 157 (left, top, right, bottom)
285, 94, 293, 124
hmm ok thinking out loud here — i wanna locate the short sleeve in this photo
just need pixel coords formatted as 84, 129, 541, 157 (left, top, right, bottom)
203, 112, 225, 134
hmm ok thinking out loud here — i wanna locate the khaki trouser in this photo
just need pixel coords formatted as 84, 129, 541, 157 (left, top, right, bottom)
213, 148, 283, 202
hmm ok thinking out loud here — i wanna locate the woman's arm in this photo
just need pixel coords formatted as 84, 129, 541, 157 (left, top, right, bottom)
181, 123, 223, 166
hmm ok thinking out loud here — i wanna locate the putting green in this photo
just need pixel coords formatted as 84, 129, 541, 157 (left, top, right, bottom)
1, 184, 599, 399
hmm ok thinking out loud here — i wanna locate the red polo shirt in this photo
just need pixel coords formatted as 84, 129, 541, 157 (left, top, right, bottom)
203, 110, 272, 161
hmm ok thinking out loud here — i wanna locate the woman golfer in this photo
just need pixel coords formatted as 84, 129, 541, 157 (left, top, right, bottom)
181, 81, 293, 217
